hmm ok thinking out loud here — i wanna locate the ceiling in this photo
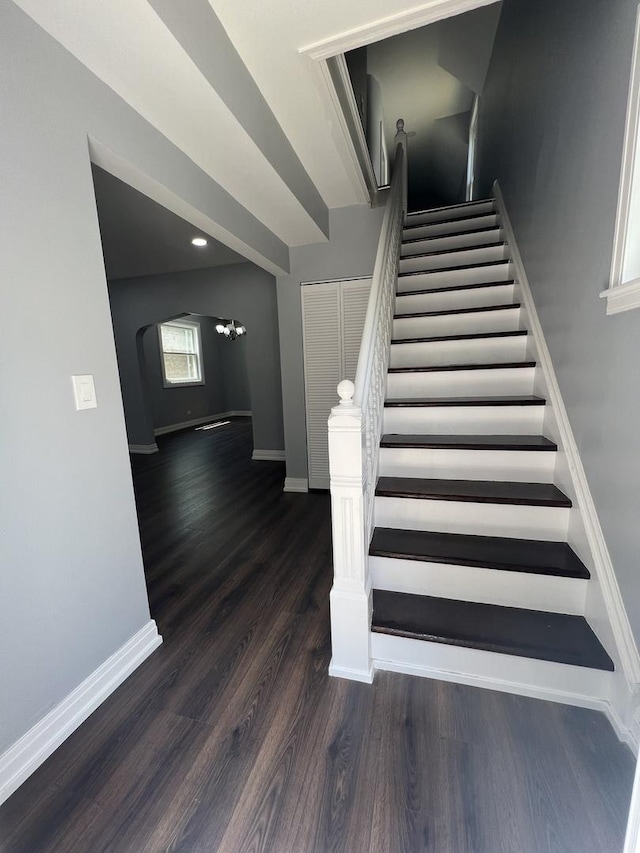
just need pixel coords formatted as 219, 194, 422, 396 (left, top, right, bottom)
92, 165, 247, 280
12, 0, 501, 255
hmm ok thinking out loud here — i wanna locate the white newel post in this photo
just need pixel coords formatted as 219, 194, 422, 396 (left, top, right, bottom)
327, 380, 373, 683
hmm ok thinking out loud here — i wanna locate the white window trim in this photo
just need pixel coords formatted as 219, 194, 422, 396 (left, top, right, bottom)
602, 4, 640, 315
158, 319, 205, 388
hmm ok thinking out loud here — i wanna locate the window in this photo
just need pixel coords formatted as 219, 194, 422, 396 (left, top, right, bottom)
603, 4, 640, 314
158, 319, 204, 386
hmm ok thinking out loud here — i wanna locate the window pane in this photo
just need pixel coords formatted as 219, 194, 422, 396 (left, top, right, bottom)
160, 324, 195, 354
163, 352, 201, 383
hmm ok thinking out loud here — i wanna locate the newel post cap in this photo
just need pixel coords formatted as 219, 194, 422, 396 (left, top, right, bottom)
396, 118, 405, 134
331, 379, 359, 417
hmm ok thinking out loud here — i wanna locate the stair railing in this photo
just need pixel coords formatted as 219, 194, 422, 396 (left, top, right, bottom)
327, 119, 408, 682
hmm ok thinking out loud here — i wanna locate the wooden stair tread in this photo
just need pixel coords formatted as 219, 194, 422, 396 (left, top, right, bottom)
395, 280, 515, 297
371, 591, 613, 670
388, 361, 536, 374
402, 225, 501, 245
391, 330, 528, 345
399, 259, 511, 278
375, 477, 571, 506
380, 434, 556, 451
384, 395, 545, 407
401, 241, 506, 261
395, 303, 519, 319
369, 527, 588, 578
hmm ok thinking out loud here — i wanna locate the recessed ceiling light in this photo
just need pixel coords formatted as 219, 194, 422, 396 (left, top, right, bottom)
191, 236, 207, 247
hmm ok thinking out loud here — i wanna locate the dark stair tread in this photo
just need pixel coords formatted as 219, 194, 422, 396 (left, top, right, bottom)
403, 212, 498, 234
380, 434, 556, 451
402, 225, 502, 246
388, 361, 536, 373
395, 303, 520, 319
375, 477, 571, 507
408, 198, 495, 216
399, 259, 511, 278
401, 241, 506, 261
396, 280, 515, 297
384, 395, 545, 407
369, 527, 588, 578
371, 591, 613, 671
391, 330, 528, 345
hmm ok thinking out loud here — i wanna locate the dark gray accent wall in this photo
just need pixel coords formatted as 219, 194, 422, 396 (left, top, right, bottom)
476, 0, 640, 640
277, 204, 386, 482
109, 264, 283, 452
142, 316, 250, 431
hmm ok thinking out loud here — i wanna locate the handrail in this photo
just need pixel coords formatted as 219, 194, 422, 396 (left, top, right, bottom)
327, 119, 407, 682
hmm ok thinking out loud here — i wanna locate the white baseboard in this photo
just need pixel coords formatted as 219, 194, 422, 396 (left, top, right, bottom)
283, 477, 309, 493
153, 411, 252, 437
0, 620, 162, 806
329, 660, 374, 684
128, 443, 159, 454
252, 449, 286, 461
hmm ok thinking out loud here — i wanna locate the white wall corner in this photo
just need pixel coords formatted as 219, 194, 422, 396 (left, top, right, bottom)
129, 443, 159, 454
0, 620, 162, 806
283, 477, 309, 493
252, 449, 286, 461
493, 181, 640, 740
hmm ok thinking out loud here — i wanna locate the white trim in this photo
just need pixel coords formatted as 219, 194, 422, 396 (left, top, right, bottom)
609, 5, 640, 298
283, 477, 309, 493
0, 620, 162, 806
624, 756, 640, 852
153, 411, 252, 436
600, 277, 640, 315
329, 661, 374, 683
494, 182, 640, 691
129, 443, 159, 454
252, 449, 286, 461
299, 0, 501, 60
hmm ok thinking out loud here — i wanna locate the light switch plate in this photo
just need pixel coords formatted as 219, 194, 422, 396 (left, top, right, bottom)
72, 374, 97, 410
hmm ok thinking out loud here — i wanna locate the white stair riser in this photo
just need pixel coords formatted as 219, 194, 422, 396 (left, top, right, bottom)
383, 405, 545, 436
403, 213, 499, 241
393, 307, 521, 340
378, 447, 555, 483
386, 366, 535, 399
398, 261, 513, 291
374, 496, 570, 541
406, 201, 495, 227
394, 283, 516, 314
389, 335, 529, 368
399, 244, 507, 274
401, 228, 503, 256
371, 634, 611, 703
370, 556, 587, 614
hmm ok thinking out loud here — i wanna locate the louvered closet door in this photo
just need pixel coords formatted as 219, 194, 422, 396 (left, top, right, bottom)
302, 279, 371, 490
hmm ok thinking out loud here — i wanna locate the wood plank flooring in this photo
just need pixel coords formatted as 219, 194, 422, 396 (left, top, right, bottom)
0, 418, 634, 852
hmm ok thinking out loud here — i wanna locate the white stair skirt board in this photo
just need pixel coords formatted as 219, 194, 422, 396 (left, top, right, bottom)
400, 228, 504, 256
406, 199, 496, 226
392, 306, 521, 340
370, 556, 588, 615
385, 365, 535, 399
399, 244, 507, 275
383, 404, 545, 436
283, 477, 309, 493
252, 449, 286, 461
153, 411, 252, 437
389, 335, 530, 369
371, 633, 613, 713
395, 283, 517, 314
129, 443, 159, 454
378, 447, 556, 484
0, 620, 162, 806
375, 496, 570, 542
494, 181, 640, 745
403, 213, 500, 241
397, 261, 514, 292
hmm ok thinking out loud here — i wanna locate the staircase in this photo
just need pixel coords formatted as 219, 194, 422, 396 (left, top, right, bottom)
369, 197, 614, 690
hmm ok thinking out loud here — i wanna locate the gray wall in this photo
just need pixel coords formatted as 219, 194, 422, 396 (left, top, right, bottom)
141, 315, 250, 431
476, 0, 640, 640
277, 204, 386, 482
109, 264, 283, 451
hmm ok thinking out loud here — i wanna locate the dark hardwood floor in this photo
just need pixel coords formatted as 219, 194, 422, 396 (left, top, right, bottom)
0, 418, 634, 852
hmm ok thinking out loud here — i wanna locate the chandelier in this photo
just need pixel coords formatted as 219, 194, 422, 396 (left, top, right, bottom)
215, 319, 246, 340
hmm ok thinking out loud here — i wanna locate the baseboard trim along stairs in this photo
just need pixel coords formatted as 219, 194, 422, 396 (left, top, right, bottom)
367, 192, 640, 750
